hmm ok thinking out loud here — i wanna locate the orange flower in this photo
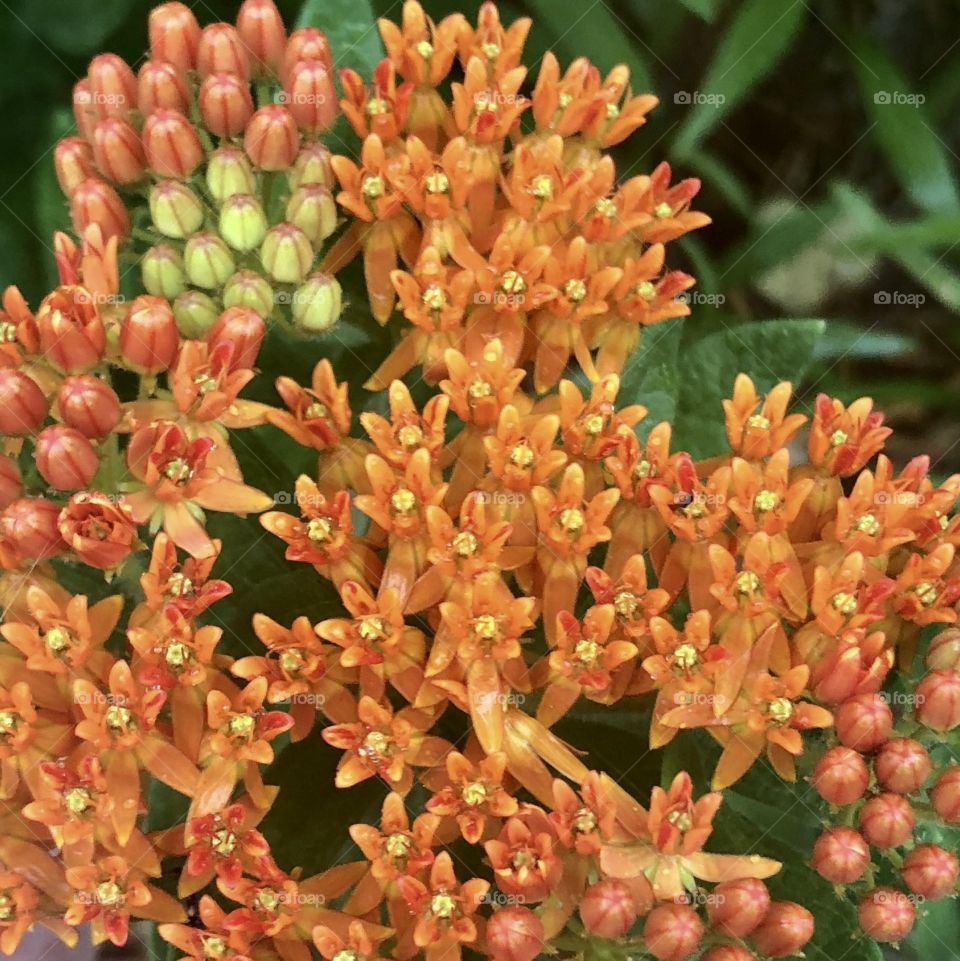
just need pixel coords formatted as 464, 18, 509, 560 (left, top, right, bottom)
484, 808, 561, 902
138, 532, 231, 619
361, 380, 449, 470
723, 375, 807, 460
340, 59, 411, 143
807, 392, 891, 477
426, 751, 517, 842
349, 791, 437, 887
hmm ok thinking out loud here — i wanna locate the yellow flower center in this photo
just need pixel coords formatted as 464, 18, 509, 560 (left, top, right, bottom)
0, 895, 11, 922
358, 617, 387, 642
583, 414, 605, 437
673, 643, 698, 669
167, 572, 193, 596
499, 270, 526, 295
421, 284, 447, 311
366, 98, 389, 116
255, 888, 280, 913
633, 459, 652, 480
667, 810, 692, 831
558, 92, 573, 108
830, 429, 848, 447
462, 781, 487, 806
385, 832, 412, 859
572, 807, 597, 834
481, 42, 501, 59
654, 201, 673, 218
856, 513, 880, 536
0, 711, 18, 738
605, 102, 620, 120
452, 531, 478, 557
746, 414, 770, 430
473, 614, 499, 640
0, 322, 16, 343
735, 570, 761, 595
45, 626, 72, 654
397, 424, 424, 449
468, 379, 493, 400
531, 174, 553, 199
508, 443, 534, 468
307, 517, 333, 542
768, 697, 794, 724
431, 893, 456, 918
305, 401, 329, 420
203, 937, 228, 960
163, 457, 192, 484
391, 488, 417, 515
333, 951, 359, 961
193, 372, 217, 395
574, 639, 599, 664
64, 787, 92, 815
362, 175, 384, 199
227, 714, 255, 740
753, 489, 779, 513
594, 197, 617, 219
96, 881, 122, 907
831, 592, 857, 616
279, 650, 304, 675
559, 508, 584, 534
915, 581, 938, 607
415, 40, 434, 59
105, 705, 134, 735
564, 278, 587, 303
212, 828, 237, 856
362, 730, 390, 759
614, 590, 638, 618
165, 642, 189, 670
425, 171, 450, 194
633, 281, 656, 301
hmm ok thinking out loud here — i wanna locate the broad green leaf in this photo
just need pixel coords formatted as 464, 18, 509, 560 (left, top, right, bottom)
19, 0, 130, 56
684, 150, 752, 219
298, 0, 383, 77
674, 318, 825, 457
672, 0, 806, 154
619, 318, 684, 435
855, 212, 960, 253
676, 0, 720, 22
812, 321, 917, 362
849, 35, 959, 213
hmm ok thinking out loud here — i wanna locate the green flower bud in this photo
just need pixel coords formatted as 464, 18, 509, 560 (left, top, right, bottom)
142, 244, 186, 299
149, 180, 204, 238
286, 184, 338, 245
223, 270, 275, 317
206, 145, 257, 202
173, 290, 220, 338
292, 273, 342, 333
184, 231, 236, 289
219, 194, 268, 251
260, 223, 314, 284
287, 142, 334, 191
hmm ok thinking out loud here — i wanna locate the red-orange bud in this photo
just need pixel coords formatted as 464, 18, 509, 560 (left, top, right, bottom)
915, 669, 960, 732
901, 844, 959, 900
1, 498, 64, 559
706, 879, 769, 938
54, 137, 96, 196
579, 880, 637, 938
206, 306, 265, 370
858, 793, 915, 849
927, 627, 960, 671
36, 286, 107, 373
137, 59, 190, 115
35, 425, 99, 491
931, 765, 960, 823
143, 109, 203, 179
149, 2, 201, 71
244, 105, 299, 170
70, 178, 129, 242
873, 737, 931, 794
811, 827, 870, 884
92, 118, 146, 185
857, 888, 915, 943
282, 59, 337, 134
57, 375, 121, 438
197, 23, 251, 80
0, 456, 22, 509
643, 903, 703, 961
73, 80, 97, 141
281, 27, 332, 83
120, 295, 180, 374
199, 73, 255, 137
834, 693, 892, 752
749, 902, 814, 957
811, 746, 869, 805
236, 0, 287, 72
87, 53, 137, 118
0, 368, 48, 435
485, 907, 544, 961
700, 948, 753, 961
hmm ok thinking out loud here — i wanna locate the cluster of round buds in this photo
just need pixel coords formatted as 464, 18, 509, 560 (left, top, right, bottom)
809, 629, 960, 944
58, 0, 344, 337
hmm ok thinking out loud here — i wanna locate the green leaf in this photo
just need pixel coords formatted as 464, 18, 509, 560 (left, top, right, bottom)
19, 0, 130, 55
676, 0, 719, 22
854, 212, 960, 253
684, 150, 753, 219
848, 35, 959, 213
619, 318, 684, 435
672, 0, 806, 154
673, 318, 825, 457
298, 0, 383, 77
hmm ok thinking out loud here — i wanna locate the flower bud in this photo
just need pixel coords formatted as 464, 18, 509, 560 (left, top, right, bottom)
142, 244, 187, 299
219, 194, 268, 251
137, 59, 190, 115
0, 368, 48, 435
281, 27, 332, 83
149, 180, 205, 238
261, 223, 313, 284
0, 457, 22, 509
915, 669, 960, 732
292, 273, 341, 333
149, 2, 201, 71
579, 880, 637, 938
283, 59, 337, 134
1, 498, 64, 559
286, 184, 337, 244
73, 80, 97, 141
931, 765, 960, 823
120, 295, 180, 374
834, 693, 892, 752
700, 948, 753, 961
858, 793, 914, 848
857, 888, 915, 943
173, 291, 220, 338
197, 23, 251, 79
206, 145, 257, 202
288, 142, 334, 190
223, 271, 275, 317
812, 826, 870, 884
903, 844, 958, 900
199, 73, 254, 137
70, 178, 129, 241
143, 109, 203, 179
874, 737, 931, 794
36, 286, 106, 373
927, 626, 960, 670
485, 907, 544, 961
184, 232, 236, 289
643, 903, 703, 961
706, 879, 769, 938
811, 745, 869, 806
87, 53, 137, 118
35, 425, 99, 491
237, 0, 287, 72
749, 902, 813, 958
58, 491, 138, 570
54, 137, 96, 196
92, 117, 146, 185
244, 105, 299, 170
206, 307, 265, 369
57, 375, 121, 439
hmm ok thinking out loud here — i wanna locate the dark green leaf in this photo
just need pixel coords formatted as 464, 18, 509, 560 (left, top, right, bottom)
619, 318, 684, 435
298, 0, 383, 78
18, 0, 130, 56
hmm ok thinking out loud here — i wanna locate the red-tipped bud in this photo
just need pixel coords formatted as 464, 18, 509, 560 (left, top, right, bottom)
206, 306, 265, 369
873, 737, 931, 794
73, 80, 97, 140
858, 793, 915, 848
902, 844, 959, 900
288, 142, 334, 189
927, 627, 960, 670
579, 880, 637, 938
834, 693, 892, 752
915, 669, 960, 732
244, 105, 299, 170
173, 291, 220, 339
36, 286, 107, 373
58, 491, 138, 570
87, 53, 137, 118
931, 765, 960, 823
260, 223, 313, 283
219, 194, 268, 251
0, 457, 22, 509
35, 425, 99, 491
149, 180, 204, 238
749, 902, 813, 957
700, 948, 754, 961
811, 826, 870, 884
643, 903, 703, 961
223, 270, 275, 317
812, 745, 869, 805
237, 0, 287, 72
184, 232, 236, 289
706, 879, 769, 938
120, 295, 180, 374
281, 27, 332, 82
142, 244, 187, 299
92, 118, 146, 185
286, 184, 337, 244
857, 888, 915, 943
199, 73, 254, 137
0, 368, 48, 436
282, 59, 337, 133
149, 2, 201, 71
206, 146, 257, 201
137, 59, 190, 115
1, 498, 64, 559
70, 178, 129, 241
54, 137, 96, 196
197, 23, 251, 80
485, 907, 544, 961
143, 109, 203, 179
57, 375, 121, 438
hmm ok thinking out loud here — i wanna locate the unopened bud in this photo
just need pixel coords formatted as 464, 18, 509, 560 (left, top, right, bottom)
1, 498, 64, 559
205, 146, 257, 202
643, 902, 703, 961
857, 888, 915, 943
286, 184, 337, 244
288, 142, 334, 191
120, 295, 180, 373
197, 23, 251, 80
184, 232, 236, 289
35, 425, 99, 491
87, 53, 137, 118
142, 244, 187, 299
36, 287, 106, 373
281, 27, 332, 83
874, 737, 931, 794
149, 180, 204, 238
700, 948, 753, 961
199, 72, 255, 137
173, 291, 220, 338
223, 270, 274, 317
292, 273, 341, 332
237, 0, 287, 73
261, 223, 313, 283
70, 178, 129, 242
915, 669, 960, 732
57, 375, 121, 438
73, 80, 97, 141
812, 745, 869, 805
137, 59, 190, 115
811, 826, 870, 884
219, 194, 268, 251
902, 844, 959, 900
834, 693, 892, 752
283, 59, 337, 134
149, 2, 201, 71
0, 456, 22, 509
55, 138, 96, 196
244, 105, 299, 170
206, 306, 265, 369
580, 880, 637, 939
931, 765, 960, 823
707, 879, 769, 938
749, 902, 813, 957
92, 117, 146, 185
143, 109, 203, 179
927, 627, 960, 671
485, 907, 544, 961
858, 793, 915, 849
0, 369, 48, 436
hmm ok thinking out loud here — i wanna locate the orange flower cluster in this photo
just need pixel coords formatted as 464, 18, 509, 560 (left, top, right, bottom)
0, 1, 956, 960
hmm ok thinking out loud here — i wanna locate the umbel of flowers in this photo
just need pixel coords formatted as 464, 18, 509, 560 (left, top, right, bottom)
0, 2, 956, 960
